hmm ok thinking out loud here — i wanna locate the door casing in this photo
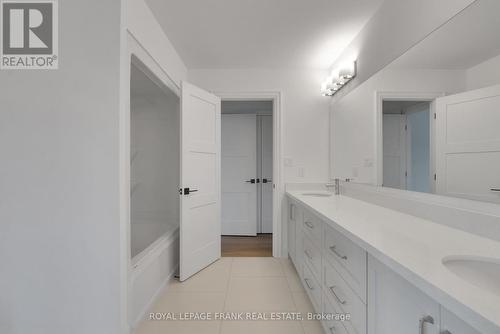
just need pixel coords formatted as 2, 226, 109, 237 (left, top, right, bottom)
375, 91, 445, 193
216, 92, 283, 257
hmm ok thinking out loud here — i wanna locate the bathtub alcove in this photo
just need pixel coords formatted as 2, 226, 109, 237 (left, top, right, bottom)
129, 59, 180, 326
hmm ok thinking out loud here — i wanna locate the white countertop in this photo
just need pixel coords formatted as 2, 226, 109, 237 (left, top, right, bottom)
287, 190, 500, 334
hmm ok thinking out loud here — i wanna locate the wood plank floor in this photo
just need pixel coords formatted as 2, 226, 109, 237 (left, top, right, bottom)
221, 234, 272, 257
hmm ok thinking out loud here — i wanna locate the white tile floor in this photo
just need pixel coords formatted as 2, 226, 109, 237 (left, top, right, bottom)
134, 257, 325, 334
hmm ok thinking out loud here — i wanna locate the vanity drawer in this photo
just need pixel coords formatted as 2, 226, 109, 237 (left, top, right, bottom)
302, 262, 322, 312
324, 224, 367, 302
324, 263, 366, 334
323, 298, 350, 334
302, 209, 323, 243
302, 234, 322, 281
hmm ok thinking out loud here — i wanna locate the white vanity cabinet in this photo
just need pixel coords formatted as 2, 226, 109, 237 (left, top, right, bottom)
288, 200, 298, 265
440, 307, 482, 334
368, 255, 440, 334
368, 255, 482, 334
287, 197, 368, 334
288, 199, 304, 267
300, 208, 324, 311
287, 195, 484, 334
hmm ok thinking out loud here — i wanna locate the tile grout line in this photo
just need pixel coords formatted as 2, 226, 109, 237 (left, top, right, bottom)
280, 257, 307, 334
218, 257, 234, 334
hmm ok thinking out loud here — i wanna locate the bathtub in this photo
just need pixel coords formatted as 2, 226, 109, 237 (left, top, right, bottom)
129, 225, 179, 328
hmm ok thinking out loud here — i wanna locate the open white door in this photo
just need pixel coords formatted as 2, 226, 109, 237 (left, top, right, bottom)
221, 114, 257, 236
180, 81, 221, 281
435, 84, 500, 203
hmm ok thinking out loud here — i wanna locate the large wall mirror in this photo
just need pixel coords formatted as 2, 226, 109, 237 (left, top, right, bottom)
330, 0, 500, 204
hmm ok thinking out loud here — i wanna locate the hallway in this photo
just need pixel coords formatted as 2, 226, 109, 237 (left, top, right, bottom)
221, 235, 272, 257
134, 257, 324, 334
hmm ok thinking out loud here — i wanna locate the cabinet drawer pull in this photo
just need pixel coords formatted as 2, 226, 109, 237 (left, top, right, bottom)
419, 315, 434, 334
304, 221, 314, 229
304, 250, 313, 260
329, 286, 346, 305
329, 245, 348, 260
304, 278, 314, 290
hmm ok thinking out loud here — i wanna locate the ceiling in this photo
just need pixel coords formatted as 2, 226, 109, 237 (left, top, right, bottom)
145, 0, 383, 69
389, 0, 500, 70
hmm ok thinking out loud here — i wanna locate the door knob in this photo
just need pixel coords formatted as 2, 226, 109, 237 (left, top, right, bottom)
183, 187, 198, 195
245, 179, 256, 184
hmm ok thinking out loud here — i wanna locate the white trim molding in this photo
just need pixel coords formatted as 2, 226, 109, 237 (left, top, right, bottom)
214, 91, 284, 257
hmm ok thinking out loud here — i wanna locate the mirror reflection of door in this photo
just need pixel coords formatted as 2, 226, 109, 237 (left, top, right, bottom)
382, 101, 431, 193
435, 86, 500, 204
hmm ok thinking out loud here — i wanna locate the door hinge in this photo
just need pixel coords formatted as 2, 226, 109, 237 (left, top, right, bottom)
405, 124, 407, 131
434, 113, 437, 120
405, 171, 408, 177
434, 174, 437, 181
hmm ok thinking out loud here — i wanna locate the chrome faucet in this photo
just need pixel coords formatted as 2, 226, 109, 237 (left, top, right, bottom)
325, 178, 341, 195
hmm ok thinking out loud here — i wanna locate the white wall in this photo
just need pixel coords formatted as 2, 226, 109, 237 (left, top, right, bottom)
0, 1, 124, 333
0, 0, 188, 332
466, 53, 500, 90
189, 69, 330, 183
328, 0, 476, 97
330, 69, 465, 184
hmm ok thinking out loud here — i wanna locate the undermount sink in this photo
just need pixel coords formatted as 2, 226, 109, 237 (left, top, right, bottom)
442, 256, 500, 296
301, 191, 333, 197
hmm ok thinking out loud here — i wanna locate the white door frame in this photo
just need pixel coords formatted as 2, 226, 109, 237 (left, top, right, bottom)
215, 91, 283, 257
375, 91, 444, 192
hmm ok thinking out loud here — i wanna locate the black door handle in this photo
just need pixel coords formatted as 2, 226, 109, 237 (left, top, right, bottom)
262, 178, 272, 184
256, 178, 260, 183
245, 179, 256, 184
183, 187, 198, 195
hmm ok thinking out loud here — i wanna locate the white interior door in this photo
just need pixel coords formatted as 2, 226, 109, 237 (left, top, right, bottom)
221, 114, 257, 236
260, 115, 273, 234
383, 114, 407, 189
435, 84, 500, 203
180, 81, 221, 281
